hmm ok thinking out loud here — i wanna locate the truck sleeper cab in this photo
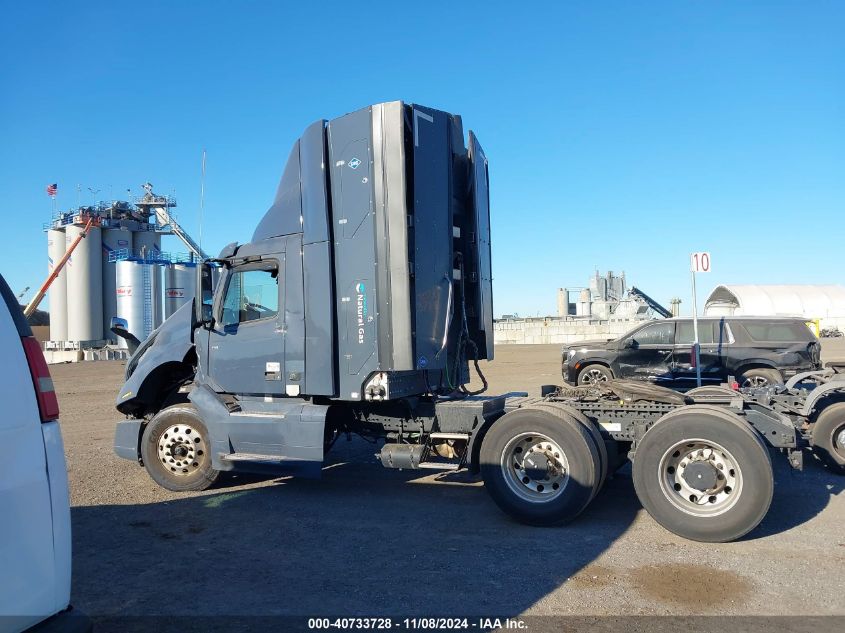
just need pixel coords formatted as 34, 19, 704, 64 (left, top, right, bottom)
115, 101, 495, 482
114, 101, 844, 544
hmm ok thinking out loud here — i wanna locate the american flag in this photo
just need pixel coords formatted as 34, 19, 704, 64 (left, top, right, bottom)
46, 183, 58, 197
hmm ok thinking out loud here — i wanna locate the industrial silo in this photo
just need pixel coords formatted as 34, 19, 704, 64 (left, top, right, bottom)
152, 263, 165, 329
134, 229, 162, 260
65, 225, 104, 341
576, 288, 593, 317
164, 262, 197, 319
115, 260, 163, 347
101, 227, 133, 342
47, 229, 68, 341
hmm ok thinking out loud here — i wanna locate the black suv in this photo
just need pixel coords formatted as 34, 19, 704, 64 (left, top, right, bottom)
562, 316, 821, 389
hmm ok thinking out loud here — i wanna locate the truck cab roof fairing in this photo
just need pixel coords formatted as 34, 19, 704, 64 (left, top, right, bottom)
253, 119, 330, 244
252, 139, 303, 241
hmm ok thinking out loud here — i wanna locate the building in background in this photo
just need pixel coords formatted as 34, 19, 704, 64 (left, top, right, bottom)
42, 186, 204, 363
705, 285, 845, 332
497, 270, 670, 345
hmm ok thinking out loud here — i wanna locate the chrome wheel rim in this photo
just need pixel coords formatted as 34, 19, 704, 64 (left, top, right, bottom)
500, 432, 569, 503
580, 368, 609, 385
158, 423, 205, 476
742, 375, 769, 388
835, 426, 845, 457
658, 439, 742, 517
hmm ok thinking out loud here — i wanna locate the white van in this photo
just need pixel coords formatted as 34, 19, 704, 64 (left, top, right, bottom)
0, 274, 90, 633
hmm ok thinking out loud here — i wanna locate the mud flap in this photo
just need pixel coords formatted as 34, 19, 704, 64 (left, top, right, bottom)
113, 418, 144, 463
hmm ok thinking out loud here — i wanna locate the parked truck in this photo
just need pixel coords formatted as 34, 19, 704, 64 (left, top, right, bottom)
113, 101, 845, 544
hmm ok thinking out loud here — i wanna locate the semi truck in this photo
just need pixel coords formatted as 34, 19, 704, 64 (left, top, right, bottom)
113, 101, 845, 544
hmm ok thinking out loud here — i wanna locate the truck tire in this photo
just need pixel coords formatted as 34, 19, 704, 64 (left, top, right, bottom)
738, 367, 782, 388
686, 386, 738, 398
811, 402, 845, 475
530, 403, 608, 498
141, 404, 219, 492
578, 364, 613, 385
632, 405, 773, 542
480, 407, 600, 526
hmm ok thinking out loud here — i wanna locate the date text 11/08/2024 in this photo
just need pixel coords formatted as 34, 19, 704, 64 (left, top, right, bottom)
307, 618, 528, 630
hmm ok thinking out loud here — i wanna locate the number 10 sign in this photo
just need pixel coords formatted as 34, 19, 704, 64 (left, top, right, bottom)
690, 252, 711, 273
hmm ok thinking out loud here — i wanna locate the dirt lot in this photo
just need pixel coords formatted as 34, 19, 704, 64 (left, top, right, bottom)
52, 342, 845, 625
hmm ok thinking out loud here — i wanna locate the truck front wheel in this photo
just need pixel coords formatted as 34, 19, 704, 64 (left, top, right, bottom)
632, 406, 773, 542
141, 405, 219, 492
480, 408, 601, 526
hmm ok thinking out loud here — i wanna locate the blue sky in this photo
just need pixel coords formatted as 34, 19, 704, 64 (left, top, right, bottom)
1, 1, 842, 317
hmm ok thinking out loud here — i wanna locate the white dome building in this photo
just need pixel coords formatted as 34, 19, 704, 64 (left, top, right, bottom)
704, 285, 845, 331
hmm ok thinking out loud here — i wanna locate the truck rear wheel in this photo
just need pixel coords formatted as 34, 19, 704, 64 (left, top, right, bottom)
632, 406, 773, 542
686, 385, 739, 398
811, 402, 845, 475
141, 405, 219, 492
480, 407, 601, 526
530, 403, 608, 499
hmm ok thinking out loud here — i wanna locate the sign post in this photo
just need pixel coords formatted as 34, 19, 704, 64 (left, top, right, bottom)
689, 252, 711, 387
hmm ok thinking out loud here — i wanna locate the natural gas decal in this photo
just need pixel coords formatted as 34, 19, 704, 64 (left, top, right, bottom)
356, 282, 367, 344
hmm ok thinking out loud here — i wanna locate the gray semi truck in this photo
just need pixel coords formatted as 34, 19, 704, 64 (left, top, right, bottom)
113, 101, 845, 544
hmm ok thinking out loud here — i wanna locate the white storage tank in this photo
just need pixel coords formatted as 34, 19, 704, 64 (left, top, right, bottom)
101, 227, 133, 342
576, 288, 592, 317
164, 263, 197, 319
153, 263, 165, 329
47, 229, 68, 341
115, 260, 163, 347
134, 229, 162, 260
66, 225, 104, 341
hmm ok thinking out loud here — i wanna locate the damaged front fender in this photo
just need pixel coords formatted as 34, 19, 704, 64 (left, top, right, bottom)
115, 301, 196, 415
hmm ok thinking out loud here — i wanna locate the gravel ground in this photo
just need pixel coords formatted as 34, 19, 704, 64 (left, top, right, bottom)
52, 341, 845, 625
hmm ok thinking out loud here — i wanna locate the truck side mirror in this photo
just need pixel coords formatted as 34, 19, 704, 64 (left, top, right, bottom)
110, 316, 141, 354
194, 262, 216, 327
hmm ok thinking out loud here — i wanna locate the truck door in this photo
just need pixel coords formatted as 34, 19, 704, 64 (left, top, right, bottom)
616, 321, 676, 385
207, 257, 285, 396
673, 320, 724, 387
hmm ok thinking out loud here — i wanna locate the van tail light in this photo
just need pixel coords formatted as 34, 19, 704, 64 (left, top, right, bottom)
21, 337, 60, 422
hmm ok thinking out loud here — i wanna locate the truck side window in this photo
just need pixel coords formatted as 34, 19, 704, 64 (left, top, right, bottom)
221, 267, 279, 327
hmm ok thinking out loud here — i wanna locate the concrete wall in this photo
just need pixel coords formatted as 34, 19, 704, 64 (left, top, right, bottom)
494, 317, 645, 345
